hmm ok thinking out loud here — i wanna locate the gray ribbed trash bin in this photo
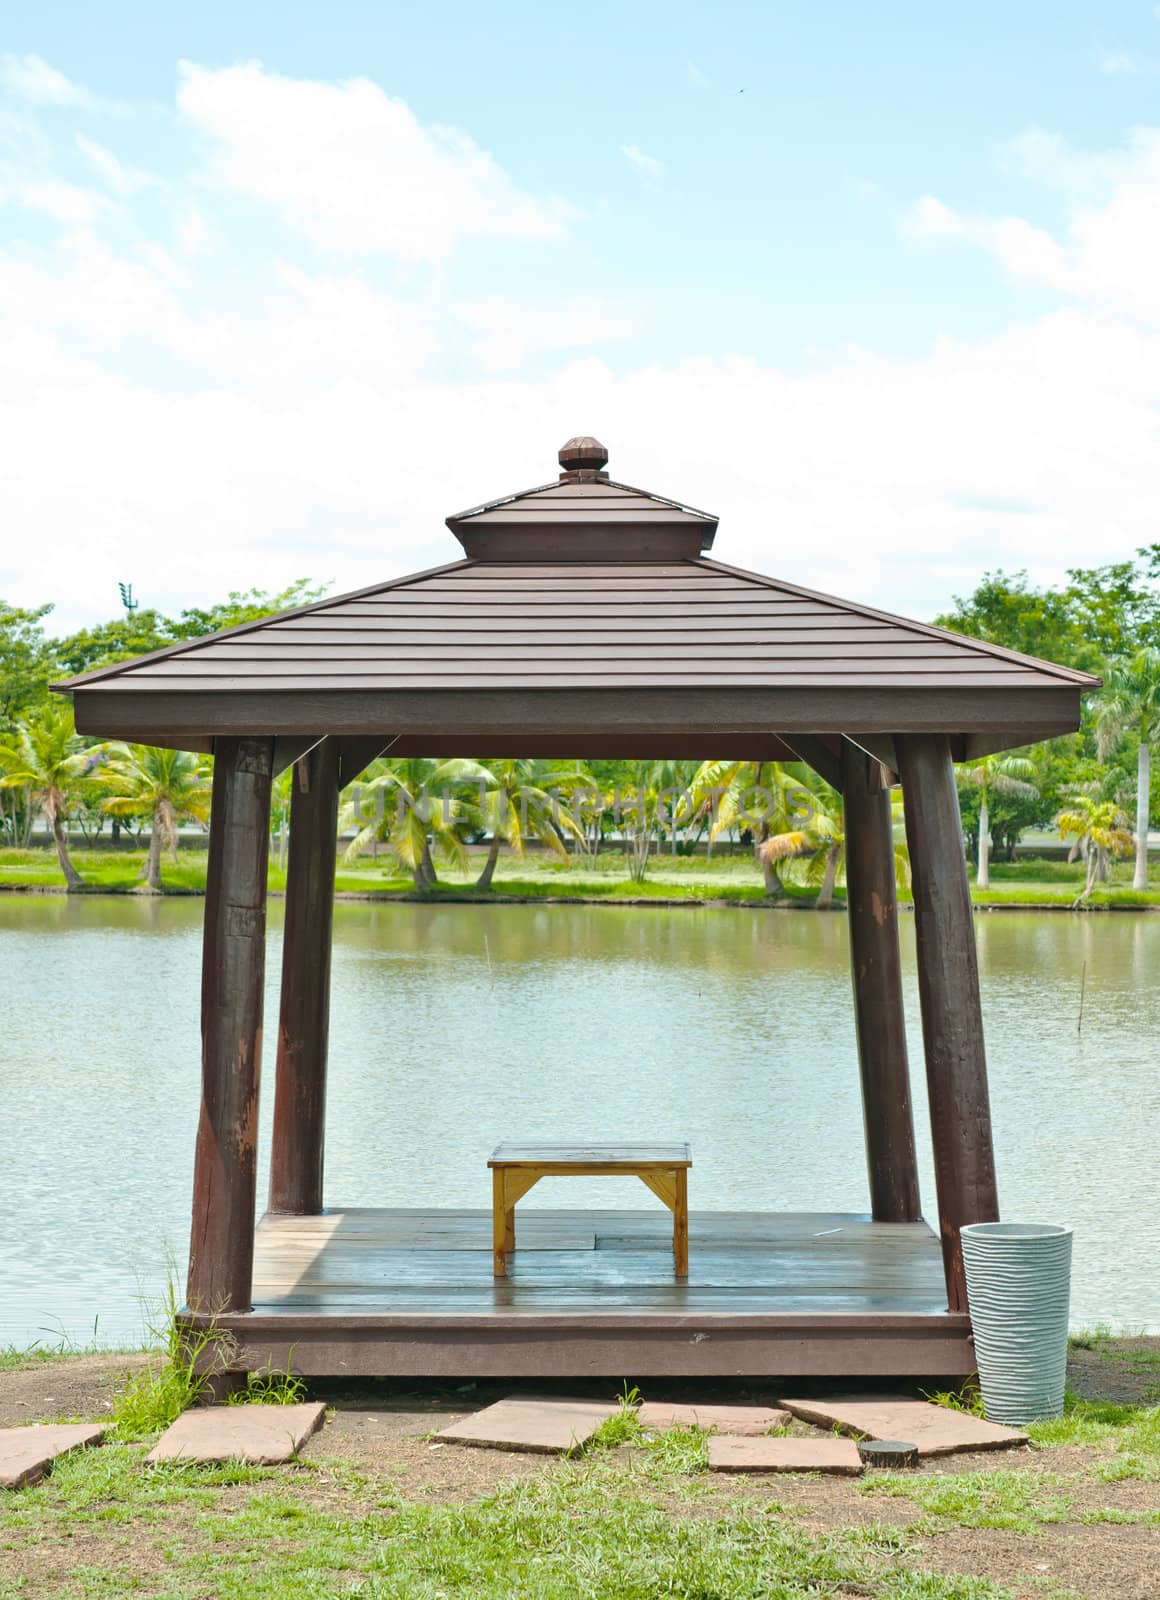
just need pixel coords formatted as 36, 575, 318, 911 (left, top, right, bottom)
961, 1223, 1073, 1425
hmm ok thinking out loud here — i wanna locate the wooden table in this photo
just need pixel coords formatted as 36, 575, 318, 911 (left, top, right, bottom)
489, 1143, 691, 1278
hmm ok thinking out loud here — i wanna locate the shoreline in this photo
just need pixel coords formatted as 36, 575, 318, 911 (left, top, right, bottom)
2, 882, 1158, 912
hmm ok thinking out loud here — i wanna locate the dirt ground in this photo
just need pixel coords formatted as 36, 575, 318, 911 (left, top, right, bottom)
2, 1342, 1158, 1600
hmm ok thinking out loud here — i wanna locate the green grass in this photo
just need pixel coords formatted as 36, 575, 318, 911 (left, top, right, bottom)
5, 842, 1160, 906
226, 1367, 307, 1408
1066, 1328, 1160, 1398
587, 1385, 644, 1451
0, 1443, 1014, 1600
106, 1278, 222, 1440
1028, 1394, 1160, 1480
924, 1381, 987, 1418
639, 1423, 712, 1478
860, 1468, 1072, 1534
0, 1333, 142, 1372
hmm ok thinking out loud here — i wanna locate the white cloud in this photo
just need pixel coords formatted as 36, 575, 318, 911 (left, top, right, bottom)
3, 64, 1160, 638
176, 205, 210, 257
3, 178, 112, 225
1098, 49, 1142, 76
5, 219, 1160, 635
1001, 128, 1125, 194
0, 53, 103, 110
176, 60, 576, 262
454, 296, 633, 371
620, 143, 664, 180
76, 135, 156, 196
907, 128, 1160, 326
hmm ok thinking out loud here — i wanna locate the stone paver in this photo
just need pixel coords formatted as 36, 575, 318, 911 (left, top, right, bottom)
0, 1424, 105, 1490
436, 1396, 619, 1454
708, 1435, 864, 1475
145, 1403, 326, 1466
779, 1396, 1028, 1457
636, 1402, 790, 1436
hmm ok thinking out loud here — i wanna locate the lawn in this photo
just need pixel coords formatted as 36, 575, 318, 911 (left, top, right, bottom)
2, 1341, 1158, 1600
3, 844, 1160, 907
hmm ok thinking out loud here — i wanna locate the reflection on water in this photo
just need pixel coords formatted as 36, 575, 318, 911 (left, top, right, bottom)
1, 896, 1157, 1342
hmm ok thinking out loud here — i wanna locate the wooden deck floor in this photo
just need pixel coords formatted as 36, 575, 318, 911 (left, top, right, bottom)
189, 1209, 974, 1380
251, 1208, 949, 1315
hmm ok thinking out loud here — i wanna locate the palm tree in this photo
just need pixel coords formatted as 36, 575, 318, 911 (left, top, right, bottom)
437, 758, 585, 889
690, 760, 820, 894
338, 757, 471, 890
1057, 796, 1134, 906
956, 755, 1038, 889
786, 789, 912, 908
0, 704, 100, 891
1093, 647, 1160, 890
99, 744, 213, 892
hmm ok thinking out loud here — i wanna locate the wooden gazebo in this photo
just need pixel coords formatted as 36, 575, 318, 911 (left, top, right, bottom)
59, 437, 1096, 1379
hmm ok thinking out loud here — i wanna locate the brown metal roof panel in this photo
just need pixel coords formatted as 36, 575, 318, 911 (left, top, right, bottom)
392, 575, 750, 591
209, 622, 921, 645
448, 476, 717, 525
273, 600, 905, 619
463, 508, 706, 525
699, 558, 1101, 688
200, 640, 1005, 664
95, 669, 1058, 691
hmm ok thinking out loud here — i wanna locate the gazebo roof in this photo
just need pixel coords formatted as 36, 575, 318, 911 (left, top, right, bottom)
58, 437, 1097, 761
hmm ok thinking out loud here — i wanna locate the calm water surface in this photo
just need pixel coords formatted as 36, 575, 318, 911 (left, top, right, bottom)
1, 897, 1157, 1344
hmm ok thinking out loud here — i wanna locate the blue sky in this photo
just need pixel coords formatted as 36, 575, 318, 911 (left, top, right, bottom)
3, 3, 1160, 628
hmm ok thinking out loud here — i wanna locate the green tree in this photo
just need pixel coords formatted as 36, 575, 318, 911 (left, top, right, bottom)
54, 609, 176, 678
0, 601, 57, 729
0, 704, 99, 890
1057, 796, 1134, 906
171, 579, 329, 639
1064, 561, 1160, 658
935, 557, 1160, 671
438, 758, 585, 889
956, 756, 1039, 888
99, 744, 213, 892
934, 571, 1090, 668
690, 760, 821, 894
1092, 647, 1160, 890
338, 757, 471, 890
783, 789, 910, 908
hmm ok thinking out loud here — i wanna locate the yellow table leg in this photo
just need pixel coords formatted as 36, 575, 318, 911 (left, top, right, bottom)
673, 1167, 689, 1276
492, 1170, 509, 1278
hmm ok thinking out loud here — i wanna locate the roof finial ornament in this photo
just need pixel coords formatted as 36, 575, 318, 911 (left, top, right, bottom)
558, 435, 609, 480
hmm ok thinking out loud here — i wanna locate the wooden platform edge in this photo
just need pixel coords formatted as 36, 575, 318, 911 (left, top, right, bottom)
182, 1309, 974, 1379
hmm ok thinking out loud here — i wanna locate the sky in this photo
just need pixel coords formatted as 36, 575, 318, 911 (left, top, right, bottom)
2, 1, 1160, 632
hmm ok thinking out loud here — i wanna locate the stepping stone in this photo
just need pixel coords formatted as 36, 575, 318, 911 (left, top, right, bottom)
0, 1425, 105, 1490
779, 1396, 1027, 1458
637, 1402, 791, 1436
708, 1435, 863, 1475
435, 1396, 619, 1455
145, 1403, 326, 1466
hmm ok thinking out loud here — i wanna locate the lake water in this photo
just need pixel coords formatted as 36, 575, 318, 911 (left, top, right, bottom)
1, 896, 1157, 1346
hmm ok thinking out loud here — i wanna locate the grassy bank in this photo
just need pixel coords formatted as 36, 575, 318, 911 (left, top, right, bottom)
4, 845, 1160, 907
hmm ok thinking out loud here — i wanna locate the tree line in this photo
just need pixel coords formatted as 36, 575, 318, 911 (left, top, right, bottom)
933, 548, 1160, 893
1, 551, 1158, 901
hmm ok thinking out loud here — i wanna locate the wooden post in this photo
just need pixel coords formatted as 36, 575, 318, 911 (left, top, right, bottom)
187, 736, 274, 1314
895, 733, 999, 1312
269, 738, 340, 1215
841, 739, 921, 1223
